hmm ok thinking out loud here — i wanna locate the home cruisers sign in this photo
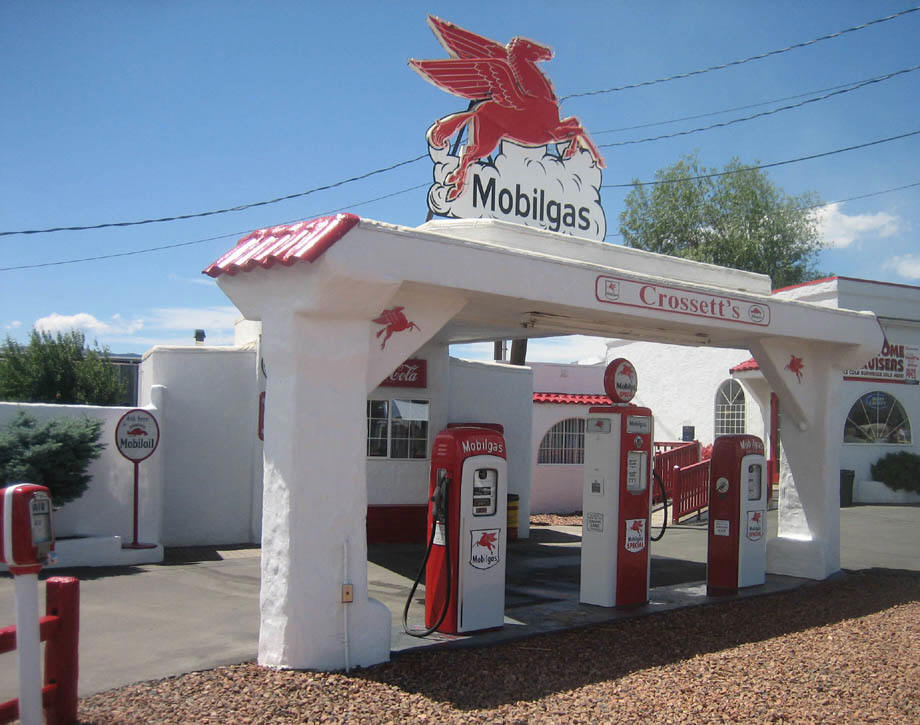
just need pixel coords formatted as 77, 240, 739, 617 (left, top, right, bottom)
410, 16, 606, 240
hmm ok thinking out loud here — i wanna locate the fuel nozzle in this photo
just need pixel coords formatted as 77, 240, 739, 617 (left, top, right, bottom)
431, 471, 450, 523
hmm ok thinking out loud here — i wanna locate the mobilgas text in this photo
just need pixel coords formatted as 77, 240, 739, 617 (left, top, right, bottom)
461, 437, 506, 456
472, 176, 593, 233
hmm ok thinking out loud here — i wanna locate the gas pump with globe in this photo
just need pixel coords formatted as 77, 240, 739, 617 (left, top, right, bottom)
580, 359, 655, 608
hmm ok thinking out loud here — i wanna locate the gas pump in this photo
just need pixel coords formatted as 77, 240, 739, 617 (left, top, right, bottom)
403, 425, 508, 636
580, 359, 655, 608
706, 434, 768, 595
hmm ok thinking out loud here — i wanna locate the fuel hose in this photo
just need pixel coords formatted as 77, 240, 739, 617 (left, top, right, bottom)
650, 469, 668, 542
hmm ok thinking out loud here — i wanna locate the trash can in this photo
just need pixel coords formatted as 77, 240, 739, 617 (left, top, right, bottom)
840, 469, 855, 508
507, 493, 519, 541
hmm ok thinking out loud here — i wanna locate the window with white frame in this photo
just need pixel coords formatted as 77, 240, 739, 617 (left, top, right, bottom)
715, 379, 745, 436
367, 399, 430, 459
844, 390, 912, 444
538, 417, 586, 464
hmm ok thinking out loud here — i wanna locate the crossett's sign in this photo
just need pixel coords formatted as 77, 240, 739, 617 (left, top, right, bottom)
844, 341, 919, 384
595, 275, 771, 327
410, 16, 606, 241
379, 359, 428, 388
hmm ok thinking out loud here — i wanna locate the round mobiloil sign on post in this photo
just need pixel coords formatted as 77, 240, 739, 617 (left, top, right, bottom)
603, 357, 638, 404
115, 409, 159, 549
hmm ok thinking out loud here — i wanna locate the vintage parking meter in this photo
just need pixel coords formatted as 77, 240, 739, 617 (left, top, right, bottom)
707, 435, 768, 594
1, 483, 54, 575
1, 483, 55, 725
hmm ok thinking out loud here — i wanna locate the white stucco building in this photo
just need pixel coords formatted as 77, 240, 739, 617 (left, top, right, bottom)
527, 276, 918, 513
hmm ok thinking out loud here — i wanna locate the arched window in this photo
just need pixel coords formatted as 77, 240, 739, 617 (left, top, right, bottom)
844, 391, 912, 444
715, 379, 745, 436
537, 418, 586, 464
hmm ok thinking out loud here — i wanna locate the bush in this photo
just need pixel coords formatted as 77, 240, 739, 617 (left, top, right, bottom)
870, 451, 920, 495
0, 412, 105, 505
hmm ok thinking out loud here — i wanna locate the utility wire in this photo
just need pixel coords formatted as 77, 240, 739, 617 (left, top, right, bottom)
0, 155, 428, 238
562, 5, 920, 100
599, 64, 920, 148
593, 74, 913, 135
0, 183, 429, 272
602, 129, 920, 188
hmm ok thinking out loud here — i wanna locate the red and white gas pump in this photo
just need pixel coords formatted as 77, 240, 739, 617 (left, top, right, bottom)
707, 434, 768, 594
580, 359, 655, 608
403, 425, 508, 636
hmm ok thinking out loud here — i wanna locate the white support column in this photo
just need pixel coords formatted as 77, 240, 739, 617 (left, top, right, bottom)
258, 312, 390, 670
750, 340, 845, 579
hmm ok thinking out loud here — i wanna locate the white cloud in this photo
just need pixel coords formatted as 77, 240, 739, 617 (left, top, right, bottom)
35, 312, 143, 336
883, 254, 920, 281
814, 202, 901, 248
146, 306, 240, 331
5, 320, 22, 330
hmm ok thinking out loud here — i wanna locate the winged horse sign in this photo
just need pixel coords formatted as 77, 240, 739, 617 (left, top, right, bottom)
410, 16, 607, 240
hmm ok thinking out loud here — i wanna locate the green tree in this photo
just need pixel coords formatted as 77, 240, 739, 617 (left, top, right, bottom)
0, 329, 125, 405
619, 154, 825, 289
0, 412, 105, 504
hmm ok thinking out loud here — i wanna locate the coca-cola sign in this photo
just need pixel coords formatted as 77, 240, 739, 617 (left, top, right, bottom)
380, 359, 428, 388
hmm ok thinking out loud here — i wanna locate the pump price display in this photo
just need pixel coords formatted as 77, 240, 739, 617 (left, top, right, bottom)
30, 497, 52, 543
625, 451, 648, 492
472, 469, 497, 515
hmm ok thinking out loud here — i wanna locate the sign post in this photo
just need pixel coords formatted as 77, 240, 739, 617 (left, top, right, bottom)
115, 409, 159, 549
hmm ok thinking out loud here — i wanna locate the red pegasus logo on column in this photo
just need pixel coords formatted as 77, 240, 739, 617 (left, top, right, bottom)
410, 16, 605, 201
785, 355, 805, 383
373, 307, 420, 350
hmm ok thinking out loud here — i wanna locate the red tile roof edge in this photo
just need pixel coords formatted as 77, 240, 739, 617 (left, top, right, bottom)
533, 392, 612, 405
730, 358, 760, 373
203, 213, 360, 278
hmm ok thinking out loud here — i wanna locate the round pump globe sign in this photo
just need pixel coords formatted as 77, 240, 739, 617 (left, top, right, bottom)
115, 409, 159, 462
603, 358, 638, 404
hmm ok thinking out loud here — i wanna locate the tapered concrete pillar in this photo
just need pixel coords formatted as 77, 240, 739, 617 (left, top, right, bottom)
258, 312, 390, 669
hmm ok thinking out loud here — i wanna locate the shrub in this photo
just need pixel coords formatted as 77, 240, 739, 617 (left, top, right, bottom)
0, 412, 105, 505
870, 451, 920, 495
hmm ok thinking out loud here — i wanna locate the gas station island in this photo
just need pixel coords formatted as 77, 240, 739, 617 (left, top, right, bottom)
204, 212, 881, 671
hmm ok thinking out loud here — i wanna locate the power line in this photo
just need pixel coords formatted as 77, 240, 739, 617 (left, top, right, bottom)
604, 180, 920, 240
602, 130, 920, 188
593, 75, 906, 136
562, 6, 920, 101
0, 183, 429, 272
0, 155, 428, 238
598, 64, 920, 148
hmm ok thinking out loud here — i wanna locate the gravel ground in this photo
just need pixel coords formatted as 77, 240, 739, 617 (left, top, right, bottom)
79, 568, 919, 724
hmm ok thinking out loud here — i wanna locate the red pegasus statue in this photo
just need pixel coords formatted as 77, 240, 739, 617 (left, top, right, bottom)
410, 16, 605, 201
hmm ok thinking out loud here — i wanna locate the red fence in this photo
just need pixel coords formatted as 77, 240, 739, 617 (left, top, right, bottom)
673, 459, 711, 522
0, 576, 79, 725
653, 441, 701, 503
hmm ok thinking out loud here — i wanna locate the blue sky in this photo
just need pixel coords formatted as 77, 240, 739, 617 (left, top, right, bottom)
2, 2, 918, 362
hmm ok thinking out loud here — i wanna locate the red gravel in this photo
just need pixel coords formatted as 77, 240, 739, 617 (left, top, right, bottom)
78, 568, 919, 724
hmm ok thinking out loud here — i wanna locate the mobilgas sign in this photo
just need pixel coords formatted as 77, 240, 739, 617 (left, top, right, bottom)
410, 16, 606, 241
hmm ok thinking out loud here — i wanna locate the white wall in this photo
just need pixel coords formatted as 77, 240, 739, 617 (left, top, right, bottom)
0, 399, 164, 543
366, 342, 449, 506
604, 340, 762, 444
139, 345, 260, 546
448, 357, 533, 536
531, 361, 606, 394
531, 402, 591, 513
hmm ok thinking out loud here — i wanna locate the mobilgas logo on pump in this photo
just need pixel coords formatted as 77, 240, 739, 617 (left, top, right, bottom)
460, 438, 505, 456
410, 16, 606, 241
